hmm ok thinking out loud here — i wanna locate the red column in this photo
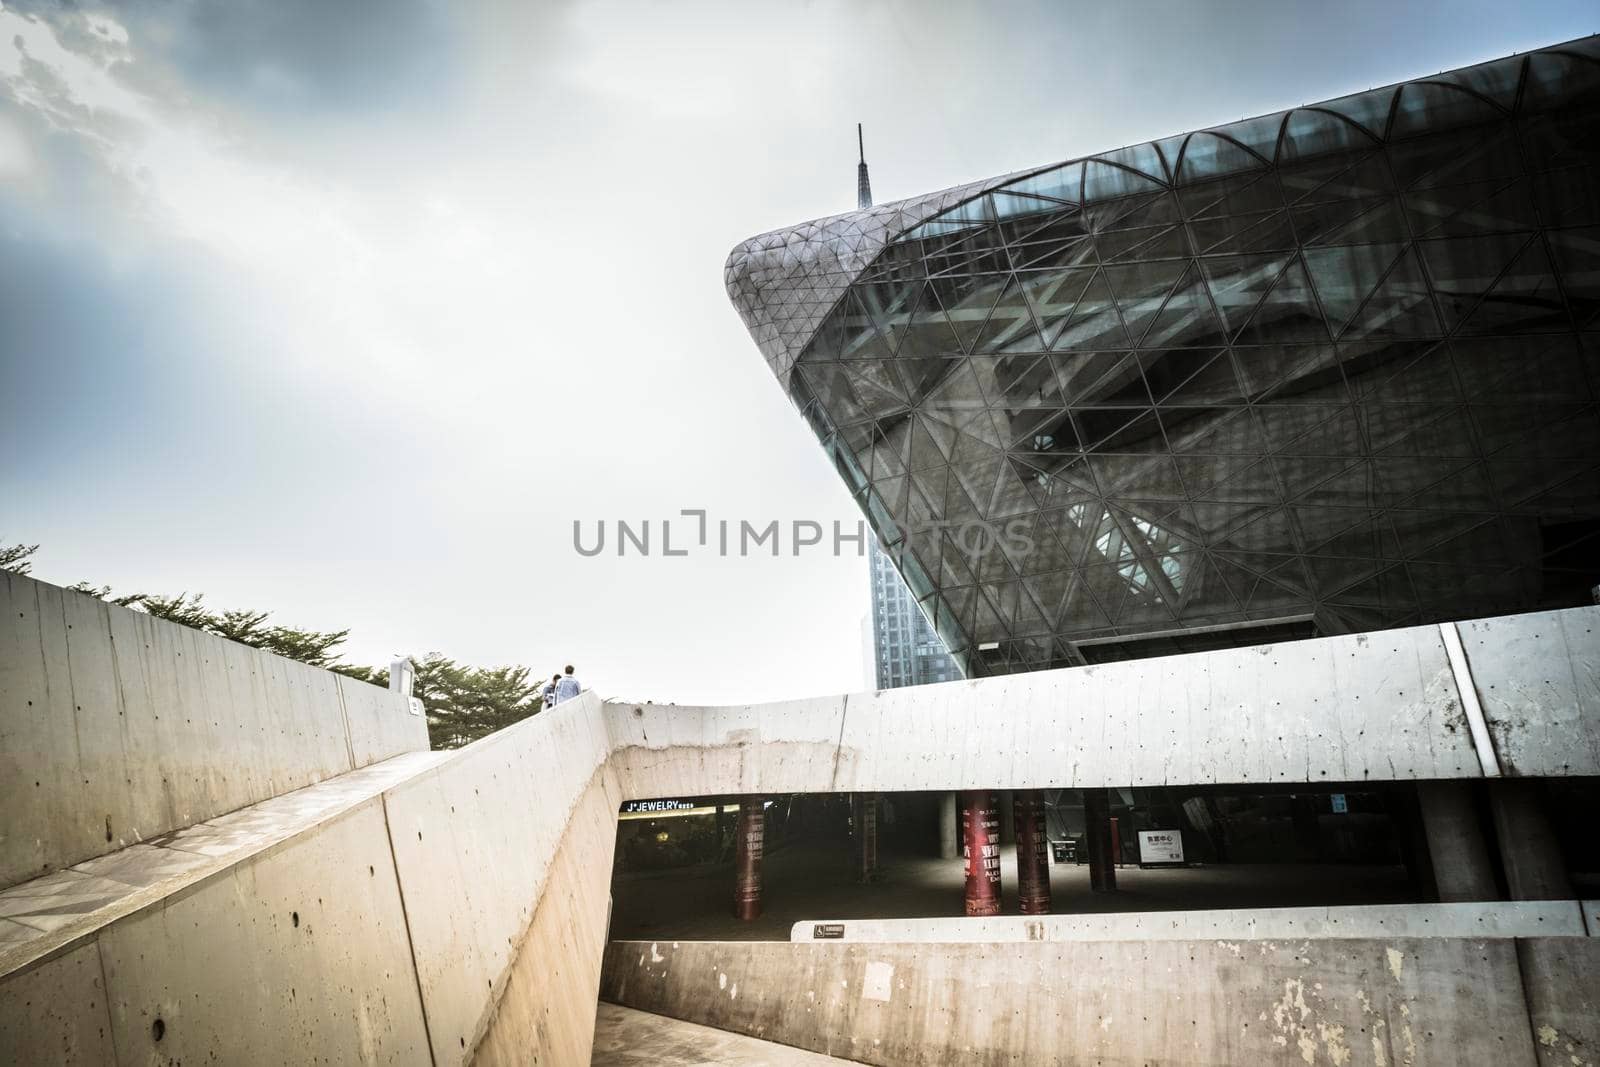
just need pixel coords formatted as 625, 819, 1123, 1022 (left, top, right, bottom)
1014, 789, 1052, 914
961, 790, 1001, 916
733, 796, 764, 921
853, 793, 879, 883
1085, 789, 1117, 894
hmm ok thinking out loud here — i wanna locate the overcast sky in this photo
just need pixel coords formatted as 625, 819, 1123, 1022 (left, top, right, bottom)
1, 0, 1592, 705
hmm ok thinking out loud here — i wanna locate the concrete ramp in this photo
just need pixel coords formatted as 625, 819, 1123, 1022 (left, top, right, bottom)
0, 688, 622, 1065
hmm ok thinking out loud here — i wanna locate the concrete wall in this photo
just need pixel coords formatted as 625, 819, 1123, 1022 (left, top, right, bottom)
0, 572, 427, 889
601, 606, 1600, 799
787, 900, 1590, 943
0, 690, 620, 1067
4, 798, 431, 1065
382, 691, 618, 1066
1455, 609, 1600, 777
602, 936, 1600, 1066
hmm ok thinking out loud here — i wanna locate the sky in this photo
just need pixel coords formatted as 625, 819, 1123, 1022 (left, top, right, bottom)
1, 0, 1593, 705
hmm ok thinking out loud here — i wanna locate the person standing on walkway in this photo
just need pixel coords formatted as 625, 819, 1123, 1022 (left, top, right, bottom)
541, 673, 560, 711
554, 664, 581, 705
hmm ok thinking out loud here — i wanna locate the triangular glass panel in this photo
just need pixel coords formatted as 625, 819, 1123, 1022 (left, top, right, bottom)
1140, 268, 1228, 349
1138, 347, 1241, 407
1302, 242, 1404, 335
1419, 232, 1527, 330
1012, 235, 1096, 273
923, 358, 989, 419
1342, 246, 1442, 339
967, 274, 1047, 354
1233, 257, 1332, 345
1018, 269, 1095, 347
1177, 132, 1265, 183
1392, 82, 1503, 139
1201, 253, 1292, 335
993, 190, 1070, 223
1318, 87, 1397, 139
1522, 50, 1600, 110
1406, 178, 1537, 238
1082, 159, 1164, 202
1001, 162, 1084, 205
1103, 259, 1187, 344
1051, 271, 1131, 351
1438, 55, 1524, 110
895, 287, 965, 361
1455, 237, 1565, 335
842, 360, 910, 412
795, 362, 869, 424
1548, 230, 1600, 328
1278, 108, 1377, 162
1055, 350, 1147, 406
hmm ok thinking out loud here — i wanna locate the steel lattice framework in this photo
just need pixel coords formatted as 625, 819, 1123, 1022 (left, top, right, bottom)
727, 37, 1600, 676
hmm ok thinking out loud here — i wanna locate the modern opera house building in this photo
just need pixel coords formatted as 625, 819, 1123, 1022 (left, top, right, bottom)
727, 37, 1600, 677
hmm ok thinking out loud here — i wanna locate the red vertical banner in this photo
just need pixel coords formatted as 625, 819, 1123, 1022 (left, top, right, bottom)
961, 789, 1001, 916
854, 793, 879, 883
733, 796, 764, 921
1014, 789, 1052, 915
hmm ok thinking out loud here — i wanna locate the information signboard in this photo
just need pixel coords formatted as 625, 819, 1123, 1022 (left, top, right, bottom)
1137, 829, 1184, 866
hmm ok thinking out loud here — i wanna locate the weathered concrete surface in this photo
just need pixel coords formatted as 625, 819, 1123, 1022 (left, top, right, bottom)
786, 900, 1589, 943
97, 798, 431, 1065
593, 1002, 857, 1065
603, 606, 1600, 800
0, 941, 115, 1064
473, 773, 623, 1066
602, 937, 1545, 1065
383, 691, 616, 1065
0, 572, 426, 889
1456, 608, 1600, 777
1519, 938, 1600, 1067
605, 694, 849, 798
0, 749, 444, 980
0, 690, 618, 1067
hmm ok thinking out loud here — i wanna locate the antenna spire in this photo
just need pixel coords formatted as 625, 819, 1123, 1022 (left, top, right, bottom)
856, 123, 873, 210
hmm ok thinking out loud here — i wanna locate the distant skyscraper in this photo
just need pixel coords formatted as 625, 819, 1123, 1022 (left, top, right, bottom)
868, 540, 961, 689
853, 125, 955, 689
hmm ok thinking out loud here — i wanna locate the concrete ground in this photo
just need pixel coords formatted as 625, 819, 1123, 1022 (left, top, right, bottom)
591, 1003, 854, 1065
608, 842, 1414, 942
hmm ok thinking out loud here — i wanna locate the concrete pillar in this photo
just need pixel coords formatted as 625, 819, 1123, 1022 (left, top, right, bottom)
1013, 789, 1051, 915
1085, 789, 1117, 894
999, 790, 1016, 845
1385, 785, 1436, 902
852, 793, 879, 884
1489, 779, 1573, 901
961, 790, 1002, 916
939, 791, 958, 860
1416, 781, 1497, 902
733, 797, 764, 921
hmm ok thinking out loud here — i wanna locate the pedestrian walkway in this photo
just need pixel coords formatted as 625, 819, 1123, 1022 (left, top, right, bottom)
591, 1003, 854, 1065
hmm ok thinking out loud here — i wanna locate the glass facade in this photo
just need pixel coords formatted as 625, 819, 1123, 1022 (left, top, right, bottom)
731, 37, 1600, 677
868, 540, 962, 689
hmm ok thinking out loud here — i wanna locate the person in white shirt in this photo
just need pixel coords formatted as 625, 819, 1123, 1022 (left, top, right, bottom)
541, 674, 560, 711
554, 665, 581, 705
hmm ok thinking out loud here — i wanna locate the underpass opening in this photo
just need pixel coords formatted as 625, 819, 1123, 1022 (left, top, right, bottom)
602, 782, 1491, 944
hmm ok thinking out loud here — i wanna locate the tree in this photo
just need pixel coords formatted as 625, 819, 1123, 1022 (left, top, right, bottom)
0, 541, 38, 575
1, 541, 543, 748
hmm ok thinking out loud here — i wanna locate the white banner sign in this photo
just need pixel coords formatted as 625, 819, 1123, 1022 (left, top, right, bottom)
1138, 830, 1184, 865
